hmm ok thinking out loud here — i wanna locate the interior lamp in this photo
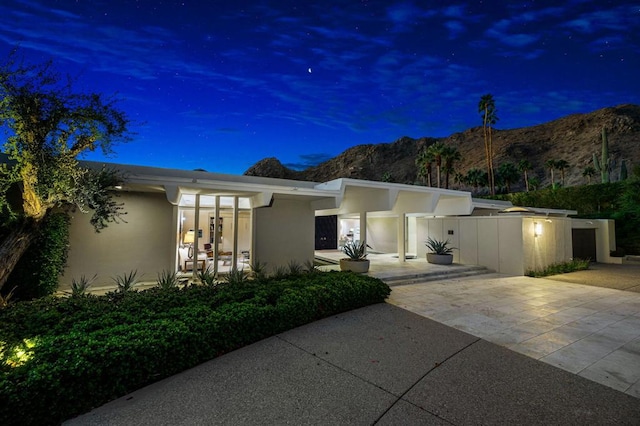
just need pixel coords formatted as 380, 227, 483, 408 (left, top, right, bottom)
183, 230, 195, 258
534, 222, 543, 238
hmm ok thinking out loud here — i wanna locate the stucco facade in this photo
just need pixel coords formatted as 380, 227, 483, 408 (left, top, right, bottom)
57, 160, 618, 290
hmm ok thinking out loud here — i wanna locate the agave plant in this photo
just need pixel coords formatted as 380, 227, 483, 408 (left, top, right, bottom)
342, 240, 370, 261
112, 270, 139, 293
250, 260, 268, 280
156, 269, 180, 290
0, 286, 17, 309
424, 237, 456, 255
196, 265, 217, 287
224, 267, 249, 286
70, 274, 97, 297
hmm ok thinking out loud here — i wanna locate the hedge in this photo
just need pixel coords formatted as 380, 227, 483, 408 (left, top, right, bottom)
5, 212, 71, 301
0, 272, 390, 425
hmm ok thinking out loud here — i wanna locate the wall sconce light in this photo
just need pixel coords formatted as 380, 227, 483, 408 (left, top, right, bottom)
534, 222, 542, 237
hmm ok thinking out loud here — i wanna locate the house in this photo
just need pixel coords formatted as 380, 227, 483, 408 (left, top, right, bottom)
59, 161, 618, 289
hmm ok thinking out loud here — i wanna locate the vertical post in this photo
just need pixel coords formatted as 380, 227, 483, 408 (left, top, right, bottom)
213, 196, 220, 276
193, 194, 201, 279
359, 211, 367, 253
397, 213, 406, 262
232, 196, 239, 268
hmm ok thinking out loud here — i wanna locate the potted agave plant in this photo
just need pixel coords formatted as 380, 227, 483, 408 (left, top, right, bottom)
340, 240, 371, 273
425, 237, 456, 265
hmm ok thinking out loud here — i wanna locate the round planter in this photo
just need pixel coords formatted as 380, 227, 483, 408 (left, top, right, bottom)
340, 259, 370, 273
426, 253, 453, 265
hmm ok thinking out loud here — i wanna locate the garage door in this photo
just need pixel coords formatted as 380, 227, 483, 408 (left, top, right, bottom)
572, 228, 597, 261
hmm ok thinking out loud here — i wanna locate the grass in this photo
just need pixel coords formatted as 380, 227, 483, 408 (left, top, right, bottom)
525, 258, 591, 277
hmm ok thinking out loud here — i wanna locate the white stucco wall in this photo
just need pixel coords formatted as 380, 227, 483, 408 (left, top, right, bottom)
367, 217, 397, 253
252, 197, 314, 272
415, 216, 574, 275
415, 218, 461, 263
60, 191, 174, 289
522, 216, 573, 273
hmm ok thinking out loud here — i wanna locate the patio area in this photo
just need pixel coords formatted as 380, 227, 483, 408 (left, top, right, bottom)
388, 272, 640, 398
315, 250, 491, 282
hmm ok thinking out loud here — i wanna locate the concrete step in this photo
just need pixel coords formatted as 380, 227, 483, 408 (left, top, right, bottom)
380, 265, 495, 287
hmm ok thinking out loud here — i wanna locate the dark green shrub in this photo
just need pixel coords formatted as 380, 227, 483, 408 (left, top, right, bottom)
525, 258, 590, 277
5, 212, 70, 301
0, 271, 390, 425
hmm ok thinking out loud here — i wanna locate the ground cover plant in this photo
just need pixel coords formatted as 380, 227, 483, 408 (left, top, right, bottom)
525, 258, 590, 277
0, 271, 390, 425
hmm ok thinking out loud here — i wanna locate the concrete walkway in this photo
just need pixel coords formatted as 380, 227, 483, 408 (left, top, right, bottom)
388, 272, 640, 398
66, 303, 640, 425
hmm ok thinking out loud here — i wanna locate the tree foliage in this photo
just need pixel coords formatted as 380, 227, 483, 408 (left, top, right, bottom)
0, 54, 131, 290
0, 55, 130, 223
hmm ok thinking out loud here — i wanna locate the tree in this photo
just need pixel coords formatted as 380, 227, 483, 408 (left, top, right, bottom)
0, 55, 131, 291
545, 159, 557, 187
464, 167, 487, 193
517, 159, 532, 192
497, 162, 520, 193
415, 147, 434, 187
427, 142, 446, 188
478, 94, 498, 195
582, 166, 596, 184
441, 145, 462, 189
555, 159, 570, 186
528, 176, 541, 190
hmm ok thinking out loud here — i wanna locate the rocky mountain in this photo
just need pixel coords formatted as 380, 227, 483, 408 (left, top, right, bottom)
244, 104, 640, 192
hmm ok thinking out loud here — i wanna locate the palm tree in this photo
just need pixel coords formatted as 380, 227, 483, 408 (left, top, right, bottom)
497, 162, 520, 193
555, 159, 570, 186
528, 176, 541, 191
518, 159, 532, 192
453, 171, 465, 189
441, 145, 462, 189
415, 148, 434, 187
582, 166, 596, 184
427, 142, 446, 188
545, 159, 557, 187
478, 94, 498, 195
465, 168, 487, 193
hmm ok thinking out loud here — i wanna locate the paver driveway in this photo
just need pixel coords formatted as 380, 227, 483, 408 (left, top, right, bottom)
388, 273, 640, 398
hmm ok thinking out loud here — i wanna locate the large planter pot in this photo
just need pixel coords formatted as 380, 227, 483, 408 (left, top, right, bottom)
340, 259, 370, 273
426, 253, 453, 265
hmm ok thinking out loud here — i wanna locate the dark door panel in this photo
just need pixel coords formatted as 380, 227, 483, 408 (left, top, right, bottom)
315, 215, 338, 250
572, 228, 597, 261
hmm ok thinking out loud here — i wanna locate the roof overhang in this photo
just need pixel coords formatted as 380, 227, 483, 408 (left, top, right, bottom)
471, 198, 577, 217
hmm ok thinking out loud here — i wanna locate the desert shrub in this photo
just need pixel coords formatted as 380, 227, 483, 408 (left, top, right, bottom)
5, 212, 70, 301
0, 271, 390, 425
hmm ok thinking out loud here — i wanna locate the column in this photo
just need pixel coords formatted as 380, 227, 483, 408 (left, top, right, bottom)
397, 213, 406, 262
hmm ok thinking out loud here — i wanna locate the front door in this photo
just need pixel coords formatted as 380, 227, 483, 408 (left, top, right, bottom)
315, 215, 338, 250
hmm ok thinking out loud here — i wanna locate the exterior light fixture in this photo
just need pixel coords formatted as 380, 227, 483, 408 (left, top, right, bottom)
534, 222, 542, 237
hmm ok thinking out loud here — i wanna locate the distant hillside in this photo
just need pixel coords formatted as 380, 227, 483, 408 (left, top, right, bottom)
244, 104, 640, 191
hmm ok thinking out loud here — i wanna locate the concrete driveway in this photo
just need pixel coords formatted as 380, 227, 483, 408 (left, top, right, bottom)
387, 266, 640, 398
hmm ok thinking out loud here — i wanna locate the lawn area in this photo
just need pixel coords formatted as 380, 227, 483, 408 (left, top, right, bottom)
0, 271, 390, 426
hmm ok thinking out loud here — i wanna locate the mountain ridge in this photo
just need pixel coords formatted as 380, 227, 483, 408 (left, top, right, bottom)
244, 104, 640, 191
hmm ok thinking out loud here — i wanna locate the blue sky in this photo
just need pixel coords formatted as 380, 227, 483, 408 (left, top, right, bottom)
1, 0, 638, 174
